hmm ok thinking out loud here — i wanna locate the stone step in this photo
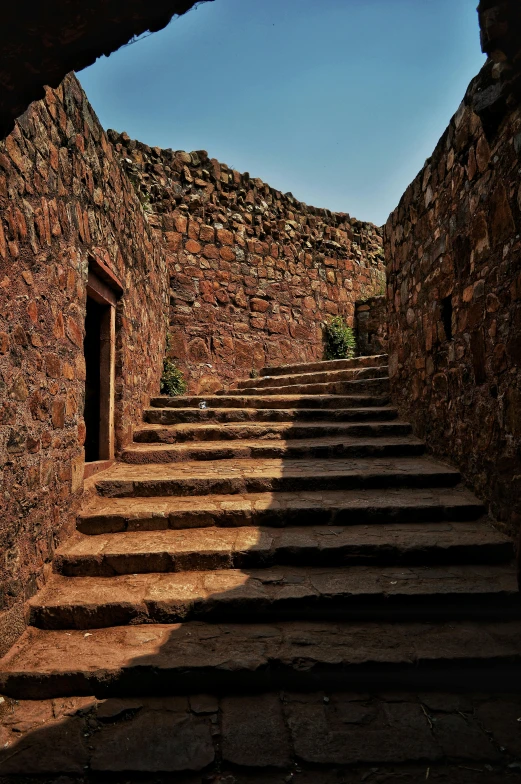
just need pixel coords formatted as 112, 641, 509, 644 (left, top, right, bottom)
133, 420, 412, 444
224, 377, 390, 397
260, 353, 389, 377
121, 436, 425, 464
53, 521, 513, 578
93, 457, 462, 498
144, 404, 397, 425
77, 486, 487, 535
236, 365, 388, 391
26, 563, 519, 630
148, 394, 391, 411
2, 619, 520, 700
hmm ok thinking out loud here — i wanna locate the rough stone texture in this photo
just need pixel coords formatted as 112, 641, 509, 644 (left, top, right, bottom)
24, 561, 520, 630
478, 0, 521, 64
0, 1, 209, 139
3, 619, 521, 699
384, 56, 521, 544
110, 132, 386, 393
1, 359, 519, 774
355, 296, 388, 357
0, 75, 168, 655
1, 692, 521, 777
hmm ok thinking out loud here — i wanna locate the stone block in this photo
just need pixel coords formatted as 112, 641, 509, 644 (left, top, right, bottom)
221, 694, 291, 768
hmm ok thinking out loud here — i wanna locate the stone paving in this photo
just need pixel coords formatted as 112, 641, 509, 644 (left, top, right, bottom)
1, 691, 521, 779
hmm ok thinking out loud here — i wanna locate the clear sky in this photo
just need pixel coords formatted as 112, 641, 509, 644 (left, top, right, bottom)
78, 0, 486, 227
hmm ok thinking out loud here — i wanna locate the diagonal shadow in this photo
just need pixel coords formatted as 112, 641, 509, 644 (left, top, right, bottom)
0, 358, 518, 776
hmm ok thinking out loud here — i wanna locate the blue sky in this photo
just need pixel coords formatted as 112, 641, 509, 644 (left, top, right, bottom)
78, 0, 485, 226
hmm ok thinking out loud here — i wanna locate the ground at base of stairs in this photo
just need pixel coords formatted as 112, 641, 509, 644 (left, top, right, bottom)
2, 692, 521, 778
0, 769, 519, 784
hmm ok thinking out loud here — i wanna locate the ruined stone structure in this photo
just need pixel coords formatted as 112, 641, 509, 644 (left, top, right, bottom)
0, 76, 385, 657
112, 132, 385, 393
0, 75, 168, 656
1, 0, 521, 779
385, 33, 521, 543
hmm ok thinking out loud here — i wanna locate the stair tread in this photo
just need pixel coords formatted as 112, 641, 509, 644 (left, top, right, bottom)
56, 520, 512, 563
150, 395, 391, 409
144, 407, 399, 424
124, 434, 424, 454
2, 617, 520, 684
236, 365, 388, 388
228, 378, 389, 395
79, 485, 486, 520
261, 354, 388, 376
135, 419, 408, 434
95, 455, 459, 483
28, 562, 518, 615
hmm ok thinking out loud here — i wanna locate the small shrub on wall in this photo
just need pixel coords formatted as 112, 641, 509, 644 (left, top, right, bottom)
323, 316, 357, 360
161, 358, 187, 396
161, 335, 187, 396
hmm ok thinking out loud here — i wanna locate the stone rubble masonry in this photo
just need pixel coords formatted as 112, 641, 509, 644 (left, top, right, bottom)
0, 74, 168, 656
110, 132, 386, 394
384, 46, 521, 543
355, 295, 388, 357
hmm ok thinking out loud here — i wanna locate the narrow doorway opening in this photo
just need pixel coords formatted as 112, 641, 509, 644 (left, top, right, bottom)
84, 296, 103, 462
83, 267, 118, 466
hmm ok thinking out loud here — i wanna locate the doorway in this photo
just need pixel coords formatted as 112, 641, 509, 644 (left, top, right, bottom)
83, 268, 117, 464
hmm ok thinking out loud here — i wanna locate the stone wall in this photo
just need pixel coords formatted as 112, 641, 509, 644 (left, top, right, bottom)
0, 75, 168, 655
111, 133, 385, 393
385, 57, 521, 540
355, 296, 388, 357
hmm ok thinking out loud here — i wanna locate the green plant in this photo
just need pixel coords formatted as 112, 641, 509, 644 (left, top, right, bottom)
323, 316, 357, 360
160, 336, 187, 396
161, 358, 187, 396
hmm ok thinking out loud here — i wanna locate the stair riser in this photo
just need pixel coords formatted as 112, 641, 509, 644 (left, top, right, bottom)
28, 593, 521, 631
77, 502, 487, 535
133, 422, 412, 444
236, 366, 388, 390
226, 379, 390, 396
3, 662, 519, 701
261, 354, 389, 377
121, 442, 426, 464
149, 396, 391, 411
144, 406, 397, 425
95, 471, 462, 498
54, 543, 514, 578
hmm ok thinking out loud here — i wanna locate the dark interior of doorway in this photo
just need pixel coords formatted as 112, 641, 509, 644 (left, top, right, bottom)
84, 296, 105, 462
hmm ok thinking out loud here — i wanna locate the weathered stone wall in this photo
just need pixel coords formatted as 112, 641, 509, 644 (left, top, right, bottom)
111, 133, 385, 393
355, 296, 388, 357
385, 57, 521, 540
0, 75, 168, 655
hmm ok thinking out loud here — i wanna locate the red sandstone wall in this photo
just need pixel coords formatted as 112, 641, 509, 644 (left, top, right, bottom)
0, 75, 168, 655
111, 133, 386, 394
385, 58, 521, 539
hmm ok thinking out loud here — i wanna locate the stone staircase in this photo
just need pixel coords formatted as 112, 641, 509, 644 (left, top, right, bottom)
1, 354, 520, 778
